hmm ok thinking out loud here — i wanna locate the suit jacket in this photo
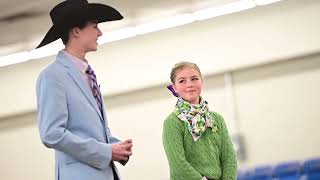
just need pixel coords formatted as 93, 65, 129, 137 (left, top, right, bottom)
36, 51, 124, 180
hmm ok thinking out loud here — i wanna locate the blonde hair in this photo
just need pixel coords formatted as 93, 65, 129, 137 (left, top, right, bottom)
170, 61, 202, 83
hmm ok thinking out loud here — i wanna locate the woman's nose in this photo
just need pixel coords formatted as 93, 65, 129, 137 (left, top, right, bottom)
186, 81, 193, 87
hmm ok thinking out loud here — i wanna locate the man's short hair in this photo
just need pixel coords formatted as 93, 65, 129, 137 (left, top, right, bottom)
61, 20, 98, 45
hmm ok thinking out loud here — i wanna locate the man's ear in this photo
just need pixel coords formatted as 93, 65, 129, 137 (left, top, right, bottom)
71, 27, 80, 38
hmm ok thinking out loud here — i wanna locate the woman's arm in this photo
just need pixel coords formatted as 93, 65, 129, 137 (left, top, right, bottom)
215, 113, 238, 180
162, 116, 203, 180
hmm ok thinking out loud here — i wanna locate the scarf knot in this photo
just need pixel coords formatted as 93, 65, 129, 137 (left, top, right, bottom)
174, 97, 217, 141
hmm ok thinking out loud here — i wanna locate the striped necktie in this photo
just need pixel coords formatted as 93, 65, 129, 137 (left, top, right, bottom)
87, 65, 118, 178
86, 65, 119, 180
86, 65, 103, 112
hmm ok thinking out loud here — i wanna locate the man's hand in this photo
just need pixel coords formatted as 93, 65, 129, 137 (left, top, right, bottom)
111, 139, 133, 161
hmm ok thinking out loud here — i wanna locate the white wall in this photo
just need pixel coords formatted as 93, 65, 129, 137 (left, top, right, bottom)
1, 53, 319, 180
233, 54, 320, 167
0, 113, 54, 180
0, 0, 319, 117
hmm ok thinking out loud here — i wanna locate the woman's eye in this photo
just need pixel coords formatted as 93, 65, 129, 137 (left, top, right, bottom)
179, 80, 185, 83
192, 77, 199, 81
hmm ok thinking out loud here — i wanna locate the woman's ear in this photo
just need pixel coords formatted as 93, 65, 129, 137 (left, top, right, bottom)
172, 84, 176, 91
167, 84, 179, 97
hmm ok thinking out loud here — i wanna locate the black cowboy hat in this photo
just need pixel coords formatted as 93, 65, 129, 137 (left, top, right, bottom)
36, 0, 123, 48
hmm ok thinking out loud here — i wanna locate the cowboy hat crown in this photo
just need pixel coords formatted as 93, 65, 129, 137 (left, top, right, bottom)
36, 0, 123, 48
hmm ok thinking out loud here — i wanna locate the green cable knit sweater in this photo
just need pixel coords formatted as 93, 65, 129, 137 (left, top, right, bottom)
162, 111, 237, 180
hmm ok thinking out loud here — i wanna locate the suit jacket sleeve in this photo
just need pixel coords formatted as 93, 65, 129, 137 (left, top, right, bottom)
105, 126, 129, 166
36, 72, 112, 170
106, 125, 121, 144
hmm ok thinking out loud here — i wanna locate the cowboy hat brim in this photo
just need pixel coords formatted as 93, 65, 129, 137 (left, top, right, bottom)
36, 3, 123, 49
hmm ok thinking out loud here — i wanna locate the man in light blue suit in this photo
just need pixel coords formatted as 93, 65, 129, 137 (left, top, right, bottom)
35, 0, 133, 180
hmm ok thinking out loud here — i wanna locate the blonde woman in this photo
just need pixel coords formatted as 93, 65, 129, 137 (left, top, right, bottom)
163, 62, 237, 180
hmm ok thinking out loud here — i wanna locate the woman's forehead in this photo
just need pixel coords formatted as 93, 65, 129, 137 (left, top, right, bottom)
176, 67, 200, 76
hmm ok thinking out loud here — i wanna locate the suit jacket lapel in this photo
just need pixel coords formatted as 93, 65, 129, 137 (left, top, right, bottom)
56, 51, 104, 121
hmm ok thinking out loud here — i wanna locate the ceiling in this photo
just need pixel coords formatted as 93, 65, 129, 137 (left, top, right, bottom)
0, 0, 236, 55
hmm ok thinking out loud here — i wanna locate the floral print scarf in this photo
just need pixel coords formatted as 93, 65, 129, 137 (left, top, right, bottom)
174, 97, 217, 141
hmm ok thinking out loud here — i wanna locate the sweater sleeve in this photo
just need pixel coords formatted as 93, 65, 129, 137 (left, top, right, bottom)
162, 115, 203, 180
215, 113, 238, 180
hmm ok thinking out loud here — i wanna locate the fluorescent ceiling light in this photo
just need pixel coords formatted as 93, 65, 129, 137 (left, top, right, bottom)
254, 0, 282, 5
98, 27, 137, 44
193, 0, 256, 20
28, 41, 64, 60
0, 41, 63, 67
0, 0, 283, 67
0, 51, 29, 67
135, 14, 195, 34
